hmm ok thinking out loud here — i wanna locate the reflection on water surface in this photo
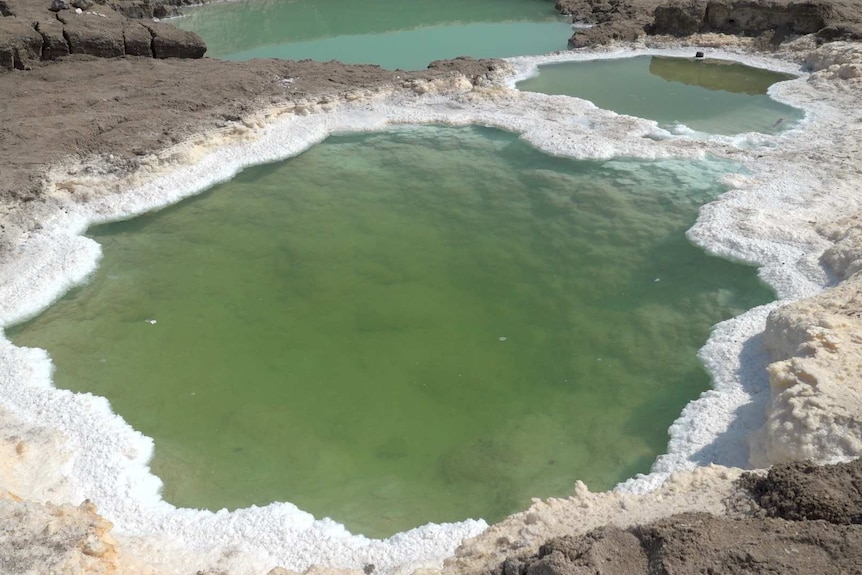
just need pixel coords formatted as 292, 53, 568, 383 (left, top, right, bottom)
517, 56, 802, 134
174, 0, 572, 69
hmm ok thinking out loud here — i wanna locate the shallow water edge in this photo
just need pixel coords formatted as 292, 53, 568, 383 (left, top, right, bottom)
7, 125, 774, 537
0, 43, 853, 574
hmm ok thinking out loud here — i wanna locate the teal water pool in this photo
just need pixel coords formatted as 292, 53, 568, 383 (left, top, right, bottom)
517, 56, 803, 135
173, 0, 572, 69
9, 126, 774, 537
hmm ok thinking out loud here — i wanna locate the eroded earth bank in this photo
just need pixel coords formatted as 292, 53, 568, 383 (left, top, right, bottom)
2, 0, 862, 574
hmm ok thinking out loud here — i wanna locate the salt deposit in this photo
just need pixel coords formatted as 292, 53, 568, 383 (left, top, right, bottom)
1, 43, 861, 574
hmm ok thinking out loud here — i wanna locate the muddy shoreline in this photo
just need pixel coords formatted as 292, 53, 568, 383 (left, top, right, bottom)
1, 0, 862, 574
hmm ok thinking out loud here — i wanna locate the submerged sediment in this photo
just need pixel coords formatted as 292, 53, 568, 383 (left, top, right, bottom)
2, 0, 862, 573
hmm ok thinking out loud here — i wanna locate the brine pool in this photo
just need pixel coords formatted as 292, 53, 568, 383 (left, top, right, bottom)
4, 0, 805, 541
8, 124, 774, 537
172, 0, 573, 69
517, 56, 803, 135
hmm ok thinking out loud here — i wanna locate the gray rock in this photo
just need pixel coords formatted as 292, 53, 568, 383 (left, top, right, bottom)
141, 21, 205, 59
71, 0, 93, 9
703, 0, 829, 36
56, 4, 126, 24
95, 0, 186, 19
650, 3, 706, 36
34, 19, 69, 60
0, 36, 13, 69
0, 18, 43, 70
0, 0, 15, 17
123, 21, 152, 56
61, 15, 125, 58
49, 0, 70, 12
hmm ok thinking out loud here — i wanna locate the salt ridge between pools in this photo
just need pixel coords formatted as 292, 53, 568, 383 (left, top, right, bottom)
0, 48, 839, 573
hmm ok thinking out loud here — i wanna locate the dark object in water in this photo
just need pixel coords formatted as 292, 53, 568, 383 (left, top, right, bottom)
772, 118, 785, 128
695, 51, 705, 58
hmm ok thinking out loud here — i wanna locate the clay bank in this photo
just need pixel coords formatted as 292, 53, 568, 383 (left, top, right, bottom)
1, 0, 862, 574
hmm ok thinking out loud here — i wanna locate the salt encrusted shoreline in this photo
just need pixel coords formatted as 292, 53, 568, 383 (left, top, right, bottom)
1, 22, 862, 575
446, 36, 862, 575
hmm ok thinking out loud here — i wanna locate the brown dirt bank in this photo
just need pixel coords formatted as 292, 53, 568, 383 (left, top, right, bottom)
0, 54, 501, 255
497, 514, 861, 575
486, 460, 862, 575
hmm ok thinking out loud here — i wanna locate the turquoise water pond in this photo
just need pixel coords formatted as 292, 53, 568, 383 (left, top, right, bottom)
173, 0, 572, 69
9, 126, 774, 537
517, 56, 803, 135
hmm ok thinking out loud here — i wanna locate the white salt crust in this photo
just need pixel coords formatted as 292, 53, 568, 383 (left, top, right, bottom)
0, 47, 851, 573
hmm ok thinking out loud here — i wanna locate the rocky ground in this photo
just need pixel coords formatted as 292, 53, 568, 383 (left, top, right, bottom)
0, 0, 207, 70
556, 0, 862, 47
0, 0, 502, 255
485, 460, 862, 575
2, 0, 862, 574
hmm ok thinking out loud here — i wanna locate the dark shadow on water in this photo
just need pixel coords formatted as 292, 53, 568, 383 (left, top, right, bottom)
619, 231, 774, 472
622, 364, 712, 449
89, 185, 221, 237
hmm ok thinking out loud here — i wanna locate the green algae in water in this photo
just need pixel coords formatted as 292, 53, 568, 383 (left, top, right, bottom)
173, 0, 572, 69
9, 126, 773, 537
517, 56, 803, 135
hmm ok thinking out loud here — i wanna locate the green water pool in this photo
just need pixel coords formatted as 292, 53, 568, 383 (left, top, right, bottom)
517, 56, 803, 135
172, 0, 572, 69
9, 126, 774, 537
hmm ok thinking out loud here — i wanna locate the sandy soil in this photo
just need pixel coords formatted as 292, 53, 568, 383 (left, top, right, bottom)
2, 0, 862, 574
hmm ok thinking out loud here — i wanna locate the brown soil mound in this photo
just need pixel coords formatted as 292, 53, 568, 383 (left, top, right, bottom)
489, 460, 862, 575
740, 459, 862, 524
497, 513, 862, 575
